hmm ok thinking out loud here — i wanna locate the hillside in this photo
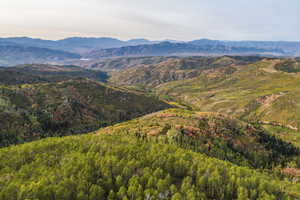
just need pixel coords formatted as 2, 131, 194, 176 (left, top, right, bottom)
0, 64, 108, 85
76, 56, 173, 71
0, 79, 170, 147
97, 108, 298, 168
85, 42, 284, 59
0, 133, 299, 200
0, 45, 80, 66
108, 56, 264, 88
155, 58, 300, 130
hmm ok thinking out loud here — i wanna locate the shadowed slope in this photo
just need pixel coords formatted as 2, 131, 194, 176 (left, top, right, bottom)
0, 64, 108, 85
0, 79, 170, 147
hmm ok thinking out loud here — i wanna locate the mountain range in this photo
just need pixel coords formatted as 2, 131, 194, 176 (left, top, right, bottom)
0, 44, 80, 66
84, 42, 283, 58
2, 37, 300, 66
189, 39, 300, 55
0, 37, 157, 54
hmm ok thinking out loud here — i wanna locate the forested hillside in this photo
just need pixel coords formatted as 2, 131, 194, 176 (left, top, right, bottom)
97, 108, 299, 168
0, 79, 170, 147
0, 133, 299, 200
0, 64, 108, 85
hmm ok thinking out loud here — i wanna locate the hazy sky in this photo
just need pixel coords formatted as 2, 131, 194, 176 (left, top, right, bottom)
1, 0, 299, 41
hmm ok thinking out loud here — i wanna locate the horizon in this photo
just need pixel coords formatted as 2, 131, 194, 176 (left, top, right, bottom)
2, 36, 300, 43
1, 0, 300, 41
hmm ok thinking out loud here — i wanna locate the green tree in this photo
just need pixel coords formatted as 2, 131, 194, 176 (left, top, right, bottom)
237, 187, 250, 200
89, 185, 105, 200
171, 193, 183, 200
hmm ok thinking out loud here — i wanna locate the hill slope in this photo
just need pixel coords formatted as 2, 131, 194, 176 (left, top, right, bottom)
77, 56, 173, 71
0, 133, 299, 200
108, 56, 264, 87
155, 58, 300, 130
0, 64, 108, 85
0, 79, 170, 147
97, 108, 298, 168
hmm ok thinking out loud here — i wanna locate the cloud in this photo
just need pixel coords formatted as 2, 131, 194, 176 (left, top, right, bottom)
0, 0, 300, 41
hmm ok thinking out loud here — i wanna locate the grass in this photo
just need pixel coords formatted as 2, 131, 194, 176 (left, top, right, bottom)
155, 59, 300, 129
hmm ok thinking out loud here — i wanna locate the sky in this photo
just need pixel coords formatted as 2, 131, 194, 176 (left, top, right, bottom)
1, 0, 300, 41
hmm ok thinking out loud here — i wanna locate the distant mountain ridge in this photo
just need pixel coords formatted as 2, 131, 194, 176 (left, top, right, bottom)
2, 36, 300, 66
0, 37, 162, 65
85, 41, 284, 58
0, 45, 80, 66
2, 36, 300, 55
0, 37, 158, 54
189, 39, 300, 55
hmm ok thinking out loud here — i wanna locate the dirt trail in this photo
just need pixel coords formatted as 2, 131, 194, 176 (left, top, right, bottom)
261, 59, 281, 73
